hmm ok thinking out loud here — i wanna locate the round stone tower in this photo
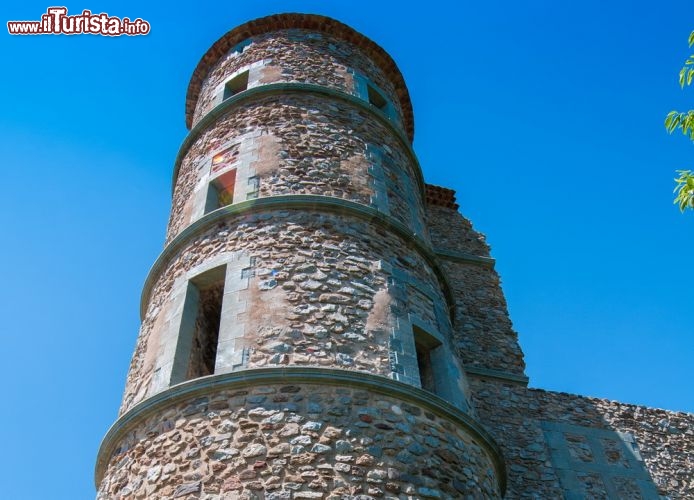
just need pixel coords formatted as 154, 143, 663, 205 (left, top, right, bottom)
96, 13, 505, 499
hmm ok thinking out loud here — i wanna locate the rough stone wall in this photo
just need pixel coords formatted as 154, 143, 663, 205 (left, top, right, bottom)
425, 197, 694, 498
469, 377, 694, 499
191, 30, 403, 128
123, 211, 449, 415
425, 204, 526, 375
441, 261, 526, 376
99, 383, 500, 500
168, 94, 425, 244
425, 205, 489, 257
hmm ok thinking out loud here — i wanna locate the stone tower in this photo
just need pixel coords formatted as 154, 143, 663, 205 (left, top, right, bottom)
95, 12, 515, 499
96, 12, 694, 500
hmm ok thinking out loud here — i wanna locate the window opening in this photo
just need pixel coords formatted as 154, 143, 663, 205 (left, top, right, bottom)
413, 326, 442, 393
171, 266, 226, 384
205, 169, 237, 213
223, 70, 249, 99
367, 84, 388, 111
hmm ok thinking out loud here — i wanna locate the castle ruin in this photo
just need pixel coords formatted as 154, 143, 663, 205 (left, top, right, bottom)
96, 14, 693, 499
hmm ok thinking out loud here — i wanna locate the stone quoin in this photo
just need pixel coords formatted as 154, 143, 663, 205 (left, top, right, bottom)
96, 13, 694, 499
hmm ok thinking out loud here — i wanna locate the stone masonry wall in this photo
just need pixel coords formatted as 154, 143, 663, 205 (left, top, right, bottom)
425, 205, 526, 376
425, 205, 489, 257
123, 210, 451, 415
441, 261, 526, 376
191, 30, 403, 128
168, 94, 425, 244
469, 377, 694, 499
98, 383, 501, 500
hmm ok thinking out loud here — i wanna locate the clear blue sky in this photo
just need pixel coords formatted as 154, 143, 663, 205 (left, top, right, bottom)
1, 1, 692, 498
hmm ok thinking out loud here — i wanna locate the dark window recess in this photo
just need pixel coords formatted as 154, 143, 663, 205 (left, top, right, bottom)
185, 267, 226, 380
413, 326, 442, 393
223, 70, 249, 99
367, 84, 388, 111
205, 169, 236, 213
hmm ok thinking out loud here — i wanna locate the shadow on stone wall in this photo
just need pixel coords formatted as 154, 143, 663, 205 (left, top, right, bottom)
469, 378, 693, 499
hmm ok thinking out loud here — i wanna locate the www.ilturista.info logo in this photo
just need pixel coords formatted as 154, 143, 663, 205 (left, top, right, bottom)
7, 7, 150, 36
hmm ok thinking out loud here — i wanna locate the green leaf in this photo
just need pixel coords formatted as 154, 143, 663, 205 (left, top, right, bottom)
665, 111, 683, 133
673, 170, 694, 212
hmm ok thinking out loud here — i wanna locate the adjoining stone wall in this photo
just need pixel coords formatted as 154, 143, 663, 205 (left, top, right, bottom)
441, 261, 526, 376
425, 205, 489, 257
424, 195, 694, 498
169, 94, 425, 244
191, 30, 403, 129
98, 380, 502, 499
122, 210, 454, 415
469, 377, 694, 499
424, 204, 526, 376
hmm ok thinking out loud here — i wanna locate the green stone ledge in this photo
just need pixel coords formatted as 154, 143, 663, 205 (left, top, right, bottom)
140, 195, 456, 323
465, 366, 529, 386
171, 82, 426, 200
95, 367, 507, 495
434, 248, 496, 269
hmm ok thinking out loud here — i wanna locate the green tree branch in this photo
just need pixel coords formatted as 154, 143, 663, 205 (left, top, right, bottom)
665, 30, 694, 212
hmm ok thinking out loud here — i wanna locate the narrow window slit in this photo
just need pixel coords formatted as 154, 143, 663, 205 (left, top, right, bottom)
170, 265, 226, 385
186, 281, 223, 379
413, 326, 442, 393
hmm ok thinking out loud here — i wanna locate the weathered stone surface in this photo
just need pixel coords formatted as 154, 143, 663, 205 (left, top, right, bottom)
426, 204, 526, 376
98, 385, 500, 499
470, 378, 694, 499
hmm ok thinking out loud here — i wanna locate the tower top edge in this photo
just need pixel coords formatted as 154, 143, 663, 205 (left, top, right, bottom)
184, 12, 415, 141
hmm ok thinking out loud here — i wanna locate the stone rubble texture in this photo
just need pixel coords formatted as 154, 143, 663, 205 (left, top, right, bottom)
97, 13, 693, 500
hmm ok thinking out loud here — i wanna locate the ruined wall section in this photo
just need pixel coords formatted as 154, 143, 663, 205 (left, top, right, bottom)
425, 202, 489, 257
424, 196, 526, 376
443, 259, 526, 376
470, 377, 694, 499
192, 30, 403, 127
